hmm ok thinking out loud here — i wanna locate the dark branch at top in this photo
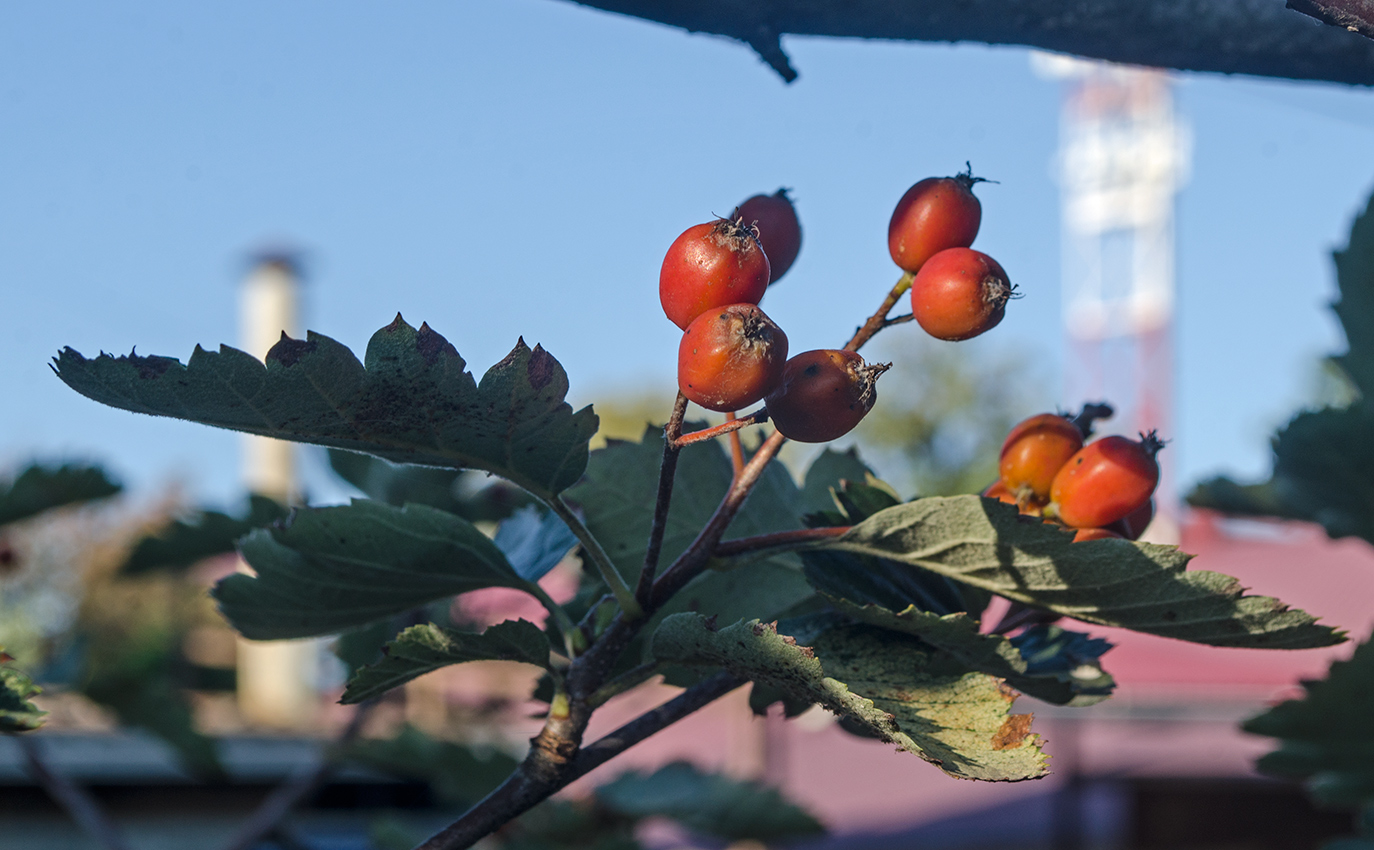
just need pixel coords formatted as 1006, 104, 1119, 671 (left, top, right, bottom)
560, 0, 1374, 85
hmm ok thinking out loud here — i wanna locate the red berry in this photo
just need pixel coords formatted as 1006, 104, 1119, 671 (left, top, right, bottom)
983, 480, 1043, 516
736, 189, 802, 284
660, 218, 770, 330
1108, 499, 1155, 540
1049, 432, 1165, 529
678, 304, 788, 413
910, 248, 1013, 341
765, 350, 888, 443
887, 165, 987, 274
999, 414, 1083, 504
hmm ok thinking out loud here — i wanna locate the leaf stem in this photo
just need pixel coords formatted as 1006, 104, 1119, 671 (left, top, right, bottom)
714, 526, 850, 558
844, 271, 914, 353
550, 496, 642, 620
524, 580, 582, 656
672, 407, 768, 448
636, 394, 688, 602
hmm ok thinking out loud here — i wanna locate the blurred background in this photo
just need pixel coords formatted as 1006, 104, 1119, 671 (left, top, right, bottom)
3, 2, 1374, 848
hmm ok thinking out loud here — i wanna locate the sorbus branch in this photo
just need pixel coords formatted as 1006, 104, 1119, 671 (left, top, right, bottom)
418, 273, 923, 850
550, 496, 642, 621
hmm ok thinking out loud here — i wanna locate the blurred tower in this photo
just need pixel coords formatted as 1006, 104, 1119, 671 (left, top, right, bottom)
1037, 56, 1190, 542
237, 249, 317, 729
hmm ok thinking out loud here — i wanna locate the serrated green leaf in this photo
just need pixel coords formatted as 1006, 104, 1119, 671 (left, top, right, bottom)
1332, 189, 1374, 404
565, 425, 813, 625
1245, 636, 1374, 808
327, 449, 532, 521
120, 494, 287, 575
346, 724, 519, 807
0, 463, 120, 527
54, 317, 597, 500
0, 663, 46, 733
595, 761, 825, 840
341, 620, 549, 704
822, 596, 1110, 706
813, 496, 1341, 649
652, 615, 1048, 781
214, 500, 527, 640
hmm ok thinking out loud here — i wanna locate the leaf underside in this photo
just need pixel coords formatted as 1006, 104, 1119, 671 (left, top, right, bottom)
824, 597, 1112, 706
54, 316, 597, 500
814, 496, 1341, 649
215, 500, 526, 640
652, 614, 1048, 782
341, 620, 549, 704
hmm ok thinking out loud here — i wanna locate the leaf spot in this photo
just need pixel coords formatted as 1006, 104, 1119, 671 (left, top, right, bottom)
527, 345, 556, 391
992, 714, 1033, 750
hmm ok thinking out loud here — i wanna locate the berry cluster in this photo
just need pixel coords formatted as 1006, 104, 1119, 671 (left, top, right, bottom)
660, 167, 1015, 444
986, 406, 1164, 541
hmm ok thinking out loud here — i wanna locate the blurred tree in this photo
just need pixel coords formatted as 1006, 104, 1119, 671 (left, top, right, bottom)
854, 335, 1049, 498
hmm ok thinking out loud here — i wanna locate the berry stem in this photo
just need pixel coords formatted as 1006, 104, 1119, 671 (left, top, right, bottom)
725, 411, 746, 479
636, 393, 689, 603
844, 271, 914, 353
673, 407, 769, 448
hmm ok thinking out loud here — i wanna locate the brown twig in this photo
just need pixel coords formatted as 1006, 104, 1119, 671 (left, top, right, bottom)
673, 407, 768, 448
714, 526, 850, 558
418, 673, 745, 850
636, 394, 689, 603
844, 272, 913, 352
882, 312, 916, 329
219, 702, 375, 850
18, 734, 133, 850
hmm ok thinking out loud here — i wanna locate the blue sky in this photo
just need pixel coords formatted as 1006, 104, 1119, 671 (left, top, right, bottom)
3, 1, 1373, 508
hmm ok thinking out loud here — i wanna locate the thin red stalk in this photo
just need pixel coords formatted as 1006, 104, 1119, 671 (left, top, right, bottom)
844, 271, 914, 352
673, 407, 768, 448
714, 526, 849, 558
725, 411, 746, 478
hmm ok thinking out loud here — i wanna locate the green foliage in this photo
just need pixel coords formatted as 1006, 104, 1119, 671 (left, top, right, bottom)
215, 500, 528, 640
1187, 189, 1374, 547
1331, 189, 1374, 405
1244, 636, 1374, 808
328, 448, 531, 522
119, 494, 287, 575
652, 615, 1048, 781
341, 620, 550, 704
594, 761, 825, 840
54, 316, 598, 500
0, 463, 120, 527
346, 725, 521, 807
0, 652, 46, 733
815, 495, 1341, 648
1192, 408, 1374, 543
